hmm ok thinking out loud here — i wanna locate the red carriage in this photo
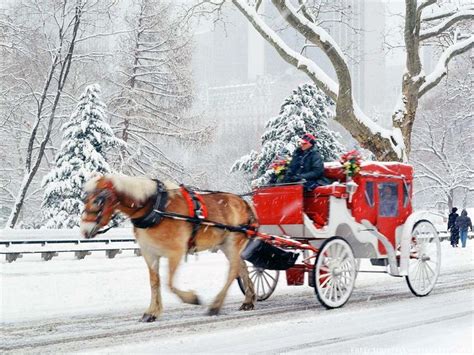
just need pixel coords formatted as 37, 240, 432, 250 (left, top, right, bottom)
238, 161, 441, 308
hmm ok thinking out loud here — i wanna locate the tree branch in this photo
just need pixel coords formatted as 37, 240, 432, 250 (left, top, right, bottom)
420, 10, 474, 41
419, 35, 474, 97
416, 0, 436, 19
422, 5, 474, 22
232, 0, 338, 99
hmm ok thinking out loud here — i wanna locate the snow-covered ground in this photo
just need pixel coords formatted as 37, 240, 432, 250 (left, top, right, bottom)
1, 242, 473, 354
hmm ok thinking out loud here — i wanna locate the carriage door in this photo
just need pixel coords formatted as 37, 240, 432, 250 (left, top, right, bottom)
376, 181, 401, 255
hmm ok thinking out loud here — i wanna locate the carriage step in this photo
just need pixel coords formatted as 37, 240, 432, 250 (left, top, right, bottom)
370, 258, 389, 266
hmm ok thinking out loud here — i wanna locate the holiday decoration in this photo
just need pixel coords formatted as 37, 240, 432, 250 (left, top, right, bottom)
270, 157, 292, 182
340, 150, 362, 178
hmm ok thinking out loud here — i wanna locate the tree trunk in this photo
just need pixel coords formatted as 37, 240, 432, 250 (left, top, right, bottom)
6, 4, 82, 228
447, 190, 453, 212
392, 0, 424, 158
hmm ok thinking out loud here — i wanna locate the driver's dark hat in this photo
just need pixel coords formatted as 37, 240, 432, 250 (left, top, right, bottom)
301, 133, 316, 145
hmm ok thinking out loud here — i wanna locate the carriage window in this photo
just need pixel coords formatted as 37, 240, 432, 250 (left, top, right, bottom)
403, 181, 411, 207
378, 183, 398, 217
365, 181, 375, 207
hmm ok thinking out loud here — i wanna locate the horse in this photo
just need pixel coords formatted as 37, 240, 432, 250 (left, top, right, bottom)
80, 173, 256, 322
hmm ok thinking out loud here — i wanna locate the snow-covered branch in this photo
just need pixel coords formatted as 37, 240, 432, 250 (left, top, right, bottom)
420, 10, 474, 41
75, 29, 133, 43
422, 5, 474, 22
232, 0, 338, 98
411, 59, 473, 209
419, 36, 474, 98
417, 0, 437, 19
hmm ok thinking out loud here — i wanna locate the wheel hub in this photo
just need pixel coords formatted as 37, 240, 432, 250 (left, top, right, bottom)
420, 254, 430, 262
332, 266, 342, 277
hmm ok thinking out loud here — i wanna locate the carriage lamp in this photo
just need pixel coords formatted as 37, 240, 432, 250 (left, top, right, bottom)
345, 179, 358, 202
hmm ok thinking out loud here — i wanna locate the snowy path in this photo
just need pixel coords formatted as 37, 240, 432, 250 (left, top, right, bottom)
1, 244, 473, 354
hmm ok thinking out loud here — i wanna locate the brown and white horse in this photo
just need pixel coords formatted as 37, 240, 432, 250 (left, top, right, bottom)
80, 174, 256, 322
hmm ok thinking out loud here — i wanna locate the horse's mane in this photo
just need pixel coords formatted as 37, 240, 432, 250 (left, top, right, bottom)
85, 174, 179, 202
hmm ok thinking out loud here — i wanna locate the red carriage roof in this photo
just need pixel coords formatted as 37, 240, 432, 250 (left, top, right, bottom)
324, 162, 413, 181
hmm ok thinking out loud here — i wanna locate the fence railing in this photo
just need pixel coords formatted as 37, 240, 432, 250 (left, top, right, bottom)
0, 228, 139, 262
1, 228, 472, 263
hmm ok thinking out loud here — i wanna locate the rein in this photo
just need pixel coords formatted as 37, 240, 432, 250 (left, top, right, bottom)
95, 225, 115, 235
178, 186, 255, 199
148, 209, 258, 236
92, 181, 258, 240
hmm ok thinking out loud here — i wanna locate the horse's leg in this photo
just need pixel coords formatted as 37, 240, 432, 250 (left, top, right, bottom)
208, 234, 254, 315
140, 253, 162, 322
167, 249, 201, 305
238, 259, 256, 311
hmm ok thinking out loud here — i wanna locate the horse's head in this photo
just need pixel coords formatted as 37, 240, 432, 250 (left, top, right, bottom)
80, 175, 119, 239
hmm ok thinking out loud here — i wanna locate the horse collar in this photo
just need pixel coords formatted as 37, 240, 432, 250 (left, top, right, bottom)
131, 180, 168, 229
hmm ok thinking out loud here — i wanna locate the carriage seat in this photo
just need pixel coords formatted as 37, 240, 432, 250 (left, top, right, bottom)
323, 164, 346, 182
311, 184, 347, 198
304, 184, 347, 228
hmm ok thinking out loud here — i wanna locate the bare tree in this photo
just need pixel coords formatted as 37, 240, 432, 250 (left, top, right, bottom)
109, 0, 210, 178
218, 0, 474, 161
1, 0, 118, 228
2, 1, 84, 228
412, 58, 474, 210
0, 0, 204, 227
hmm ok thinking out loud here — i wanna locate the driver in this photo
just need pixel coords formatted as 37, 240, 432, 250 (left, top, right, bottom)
282, 133, 324, 190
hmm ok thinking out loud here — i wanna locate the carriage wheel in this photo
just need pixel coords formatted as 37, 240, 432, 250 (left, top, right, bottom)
406, 220, 441, 297
237, 264, 279, 301
355, 258, 361, 276
312, 237, 357, 309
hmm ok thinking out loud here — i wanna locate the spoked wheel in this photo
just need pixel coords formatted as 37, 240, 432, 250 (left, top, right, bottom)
406, 220, 441, 297
237, 264, 279, 301
312, 237, 357, 309
355, 258, 361, 276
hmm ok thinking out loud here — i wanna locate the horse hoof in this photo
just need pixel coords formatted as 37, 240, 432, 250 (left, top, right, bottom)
239, 303, 255, 311
140, 313, 157, 322
207, 307, 220, 316
191, 296, 201, 305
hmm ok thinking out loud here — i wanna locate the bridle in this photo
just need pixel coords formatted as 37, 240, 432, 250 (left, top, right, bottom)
82, 184, 120, 236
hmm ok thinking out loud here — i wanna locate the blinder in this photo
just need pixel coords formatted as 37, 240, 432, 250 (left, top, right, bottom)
82, 187, 118, 226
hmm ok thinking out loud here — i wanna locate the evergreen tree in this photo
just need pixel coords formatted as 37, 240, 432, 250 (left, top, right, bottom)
232, 83, 345, 186
42, 84, 125, 228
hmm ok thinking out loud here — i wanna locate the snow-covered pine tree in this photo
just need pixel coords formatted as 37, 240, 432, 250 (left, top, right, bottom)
232, 83, 345, 186
42, 84, 125, 228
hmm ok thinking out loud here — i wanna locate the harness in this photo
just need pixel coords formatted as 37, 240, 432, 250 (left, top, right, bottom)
180, 185, 208, 252
130, 180, 169, 228
130, 182, 257, 254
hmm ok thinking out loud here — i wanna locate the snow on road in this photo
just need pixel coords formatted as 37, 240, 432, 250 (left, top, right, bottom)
1, 242, 473, 354
85, 289, 472, 354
